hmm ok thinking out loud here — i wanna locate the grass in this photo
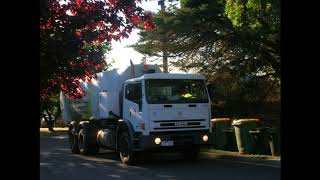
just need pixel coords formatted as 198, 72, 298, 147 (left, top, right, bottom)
203, 148, 280, 160
40, 127, 68, 137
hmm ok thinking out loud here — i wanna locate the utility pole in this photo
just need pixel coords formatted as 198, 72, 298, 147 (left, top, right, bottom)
158, 0, 168, 73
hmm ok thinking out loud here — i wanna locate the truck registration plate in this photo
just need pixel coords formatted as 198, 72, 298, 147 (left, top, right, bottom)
161, 141, 174, 146
175, 121, 187, 126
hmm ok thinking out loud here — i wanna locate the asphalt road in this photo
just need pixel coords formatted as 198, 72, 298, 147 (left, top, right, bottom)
40, 135, 280, 180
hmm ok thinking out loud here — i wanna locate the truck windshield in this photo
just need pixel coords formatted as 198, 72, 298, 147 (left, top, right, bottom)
145, 79, 209, 104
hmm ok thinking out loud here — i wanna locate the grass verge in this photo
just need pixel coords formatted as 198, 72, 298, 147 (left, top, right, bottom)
40, 127, 68, 137
202, 148, 280, 160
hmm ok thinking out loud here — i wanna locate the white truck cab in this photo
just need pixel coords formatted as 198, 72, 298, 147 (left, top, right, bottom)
121, 73, 212, 155
124, 73, 211, 135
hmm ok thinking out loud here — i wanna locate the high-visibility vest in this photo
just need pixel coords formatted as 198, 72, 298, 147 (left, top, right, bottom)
182, 93, 193, 98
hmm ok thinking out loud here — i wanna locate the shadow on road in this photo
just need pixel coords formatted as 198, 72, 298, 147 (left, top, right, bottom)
40, 136, 280, 180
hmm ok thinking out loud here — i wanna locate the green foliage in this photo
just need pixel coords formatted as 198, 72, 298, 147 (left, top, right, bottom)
40, 94, 59, 114
225, 0, 279, 31
180, 0, 210, 8
225, 0, 245, 28
40, 94, 61, 127
134, 0, 280, 120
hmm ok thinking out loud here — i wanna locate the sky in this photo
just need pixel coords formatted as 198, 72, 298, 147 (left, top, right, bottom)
105, 0, 183, 73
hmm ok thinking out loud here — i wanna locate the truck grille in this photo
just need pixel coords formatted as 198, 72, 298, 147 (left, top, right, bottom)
153, 119, 206, 123
160, 122, 201, 127
154, 126, 205, 130
152, 119, 207, 130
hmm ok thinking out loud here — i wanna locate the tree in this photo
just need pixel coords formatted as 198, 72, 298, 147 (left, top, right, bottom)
40, 94, 61, 131
224, 0, 280, 79
133, 0, 280, 118
40, 0, 155, 101
140, 56, 147, 64
131, 1, 180, 73
133, 0, 233, 72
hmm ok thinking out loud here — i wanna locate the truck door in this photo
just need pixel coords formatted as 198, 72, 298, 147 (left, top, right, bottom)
123, 83, 144, 131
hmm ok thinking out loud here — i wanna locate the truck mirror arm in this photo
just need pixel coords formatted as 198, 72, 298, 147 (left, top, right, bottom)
207, 83, 214, 99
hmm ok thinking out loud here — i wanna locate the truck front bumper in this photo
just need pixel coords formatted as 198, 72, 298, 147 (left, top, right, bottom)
132, 130, 213, 152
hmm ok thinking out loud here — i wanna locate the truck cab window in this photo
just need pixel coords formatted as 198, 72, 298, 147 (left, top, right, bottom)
145, 79, 209, 104
125, 83, 142, 111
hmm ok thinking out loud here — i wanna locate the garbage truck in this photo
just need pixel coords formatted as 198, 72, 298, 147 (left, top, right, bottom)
60, 63, 214, 164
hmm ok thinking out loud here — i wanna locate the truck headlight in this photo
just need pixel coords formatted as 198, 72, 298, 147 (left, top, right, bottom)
154, 137, 161, 145
202, 135, 208, 142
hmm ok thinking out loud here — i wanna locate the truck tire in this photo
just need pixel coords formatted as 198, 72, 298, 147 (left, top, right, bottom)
118, 132, 137, 165
68, 125, 79, 154
180, 146, 200, 160
78, 128, 99, 155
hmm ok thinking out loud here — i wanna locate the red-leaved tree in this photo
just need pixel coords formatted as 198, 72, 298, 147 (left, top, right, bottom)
40, 0, 155, 101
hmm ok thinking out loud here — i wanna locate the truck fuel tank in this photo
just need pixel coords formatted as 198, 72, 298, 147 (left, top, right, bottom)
97, 128, 116, 149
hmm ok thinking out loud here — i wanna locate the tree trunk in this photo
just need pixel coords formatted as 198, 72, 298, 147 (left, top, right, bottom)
163, 50, 168, 73
54, 104, 61, 121
159, 0, 168, 73
45, 110, 54, 132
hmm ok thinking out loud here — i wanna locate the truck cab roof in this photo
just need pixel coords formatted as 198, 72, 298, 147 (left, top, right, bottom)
125, 73, 206, 83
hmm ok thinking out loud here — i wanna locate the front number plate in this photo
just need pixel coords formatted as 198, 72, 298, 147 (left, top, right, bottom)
161, 141, 174, 146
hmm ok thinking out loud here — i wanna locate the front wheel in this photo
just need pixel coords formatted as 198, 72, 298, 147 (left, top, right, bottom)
118, 132, 138, 165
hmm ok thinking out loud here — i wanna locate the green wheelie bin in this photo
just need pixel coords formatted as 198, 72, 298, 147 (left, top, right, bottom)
232, 119, 261, 154
249, 127, 269, 155
211, 118, 237, 151
264, 127, 281, 156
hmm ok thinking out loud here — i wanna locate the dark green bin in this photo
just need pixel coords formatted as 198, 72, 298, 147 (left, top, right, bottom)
264, 127, 281, 156
249, 127, 269, 155
232, 119, 261, 154
211, 118, 237, 151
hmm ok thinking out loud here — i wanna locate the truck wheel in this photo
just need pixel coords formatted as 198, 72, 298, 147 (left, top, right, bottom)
180, 146, 200, 160
118, 132, 136, 165
68, 125, 79, 154
78, 128, 99, 155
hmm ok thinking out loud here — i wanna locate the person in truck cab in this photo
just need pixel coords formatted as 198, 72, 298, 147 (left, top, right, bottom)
171, 87, 194, 100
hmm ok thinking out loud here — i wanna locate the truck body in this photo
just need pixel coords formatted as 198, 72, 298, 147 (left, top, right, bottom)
60, 64, 213, 164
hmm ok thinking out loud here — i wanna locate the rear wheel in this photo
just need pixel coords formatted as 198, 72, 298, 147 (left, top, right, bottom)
78, 127, 99, 155
68, 125, 79, 154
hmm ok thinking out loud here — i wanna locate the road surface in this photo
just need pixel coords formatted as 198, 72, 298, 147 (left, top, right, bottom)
40, 135, 280, 180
